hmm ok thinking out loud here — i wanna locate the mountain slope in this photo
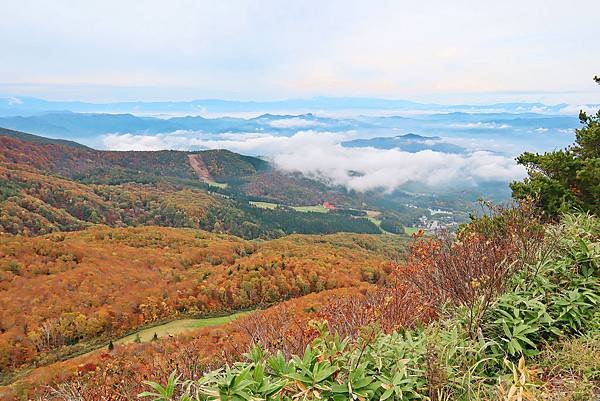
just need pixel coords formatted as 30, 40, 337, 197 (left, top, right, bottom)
0, 126, 90, 149
0, 133, 381, 237
0, 225, 405, 379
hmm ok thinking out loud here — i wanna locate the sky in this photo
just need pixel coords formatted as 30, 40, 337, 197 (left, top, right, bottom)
1, 0, 599, 103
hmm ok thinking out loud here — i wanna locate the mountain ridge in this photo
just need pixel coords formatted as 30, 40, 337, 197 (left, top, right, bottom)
0, 126, 90, 149
2, 95, 593, 117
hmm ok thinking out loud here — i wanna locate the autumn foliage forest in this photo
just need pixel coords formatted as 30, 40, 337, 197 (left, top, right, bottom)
0, 226, 403, 378
0, 131, 413, 398
5, 203, 598, 400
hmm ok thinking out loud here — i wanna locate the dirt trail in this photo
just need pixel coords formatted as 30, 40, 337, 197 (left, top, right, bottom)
188, 154, 212, 181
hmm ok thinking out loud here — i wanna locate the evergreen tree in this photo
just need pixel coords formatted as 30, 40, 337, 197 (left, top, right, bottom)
511, 76, 600, 217
134, 333, 141, 343
151, 332, 159, 342
108, 340, 114, 351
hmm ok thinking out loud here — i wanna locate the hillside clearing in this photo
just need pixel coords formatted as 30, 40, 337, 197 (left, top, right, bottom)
116, 312, 248, 344
250, 201, 329, 213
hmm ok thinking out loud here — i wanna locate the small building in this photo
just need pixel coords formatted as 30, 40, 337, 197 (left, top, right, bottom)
322, 201, 335, 210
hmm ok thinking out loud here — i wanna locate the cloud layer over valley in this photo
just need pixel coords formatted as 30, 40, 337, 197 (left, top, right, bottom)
102, 129, 526, 192
0, 107, 573, 195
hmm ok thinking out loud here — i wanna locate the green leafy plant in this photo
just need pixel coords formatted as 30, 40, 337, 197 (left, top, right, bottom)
139, 371, 180, 401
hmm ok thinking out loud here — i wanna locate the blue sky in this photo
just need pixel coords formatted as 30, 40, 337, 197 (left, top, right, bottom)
1, 0, 599, 103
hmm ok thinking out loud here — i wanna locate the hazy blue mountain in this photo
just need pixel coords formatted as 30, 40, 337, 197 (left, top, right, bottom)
0, 109, 580, 154
342, 133, 466, 153
0, 112, 182, 138
0, 111, 362, 139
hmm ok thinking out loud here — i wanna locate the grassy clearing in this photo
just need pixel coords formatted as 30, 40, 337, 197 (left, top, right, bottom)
368, 217, 418, 236
205, 180, 228, 189
291, 205, 329, 213
250, 201, 330, 213
365, 210, 381, 218
367, 217, 381, 226
403, 226, 420, 235
249, 201, 279, 209
116, 312, 248, 345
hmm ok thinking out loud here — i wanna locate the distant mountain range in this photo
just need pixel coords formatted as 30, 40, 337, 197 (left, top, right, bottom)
0, 112, 360, 139
0, 110, 580, 148
1, 95, 597, 116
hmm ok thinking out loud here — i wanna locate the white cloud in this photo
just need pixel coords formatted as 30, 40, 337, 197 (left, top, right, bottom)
7, 97, 23, 106
450, 122, 511, 129
530, 106, 547, 113
533, 127, 549, 133
102, 130, 526, 192
436, 136, 518, 154
559, 104, 600, 115
271, 142, 524, 192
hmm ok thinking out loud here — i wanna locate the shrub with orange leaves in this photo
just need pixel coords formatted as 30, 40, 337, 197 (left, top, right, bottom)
396, 200, 545, 337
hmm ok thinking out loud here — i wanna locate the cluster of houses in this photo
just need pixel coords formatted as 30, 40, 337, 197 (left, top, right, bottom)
416, 214, 460, 233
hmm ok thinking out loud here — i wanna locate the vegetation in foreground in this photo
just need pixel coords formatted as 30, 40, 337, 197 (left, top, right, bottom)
135, 210, 598, 401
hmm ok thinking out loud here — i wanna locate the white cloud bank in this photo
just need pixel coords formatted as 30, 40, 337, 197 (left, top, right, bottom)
450, 122, 511, 129
102, 130, 526, 192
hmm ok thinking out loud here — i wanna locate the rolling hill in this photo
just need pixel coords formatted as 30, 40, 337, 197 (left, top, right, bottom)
342, 133, 466, 153
0, 130, 381, 238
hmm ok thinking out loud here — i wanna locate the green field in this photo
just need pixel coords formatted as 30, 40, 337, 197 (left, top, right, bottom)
205, 180, 228, 189
116, 312, 248, 344
404, 226, 421, 235
367, 217, 420, 236
367, 217, 382, 227
250, 201, 330, 213
249, 201, 279, 209
291, 204, 329, 213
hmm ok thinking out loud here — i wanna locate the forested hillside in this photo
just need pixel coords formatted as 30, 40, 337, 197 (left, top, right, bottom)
3, 207, 597, 400
0, 226, 405, 381
0, 133, 381, 238
136, 212, 596, 401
